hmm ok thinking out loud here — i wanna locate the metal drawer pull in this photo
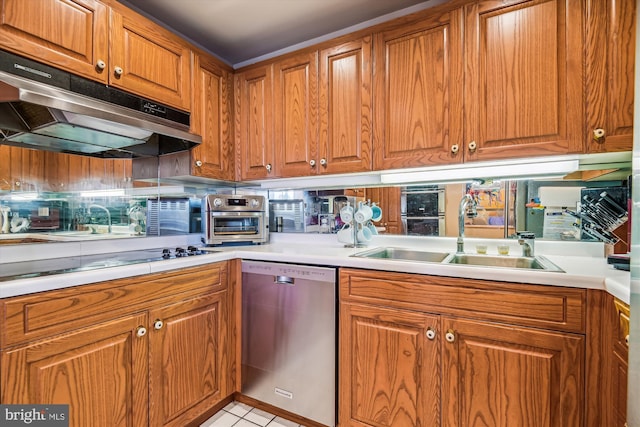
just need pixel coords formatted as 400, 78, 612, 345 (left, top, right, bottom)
445, 330, 456, 343
426, 328, 436, 340
274, 275, 295, 285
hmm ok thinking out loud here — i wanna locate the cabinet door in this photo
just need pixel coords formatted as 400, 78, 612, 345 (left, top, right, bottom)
585, 0, 636, 153
441, 317, 584, 427
0, 313, 149, 427
365, 187, 403, 234
373, 8, 464, 170
274, 51, 319, 177
339, 303, 440, 427
464, 0, 583, 162
109, 7, 191, 111
319, 38, 372, 174
0, 0, 108, 83
190, 53, 234, 180
236, 65, 276, 180
149, 292, 230, 427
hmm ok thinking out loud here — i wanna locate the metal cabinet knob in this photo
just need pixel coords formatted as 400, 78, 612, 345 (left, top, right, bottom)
468, 141, 477, 151
450, 144, 459, 154
593, 128, 606, 141
136, 326, 147, 337
445, 330, 456, 343
309, 159, 316, 167
194, 160, 203, 167
625, 334, 629, 346
96, 59, 106, 71
154, 319, 164, 330
320, 158, 327, 166
265, 163, 272, 172
426, 327, 436, 340
114, 66, 123, 77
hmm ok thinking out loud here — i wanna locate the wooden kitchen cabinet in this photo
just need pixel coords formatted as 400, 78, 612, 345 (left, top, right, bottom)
339, 268, 586, 427
158, 51, 234, 181
0, 262, 233, 427
149, 291, 230, 427
441, 317, 584, 427
610, 298, 630, 427
0, 0, 109, 83
364, 187, 403, 234
0, 0, 191, 111
462, 0, 584, 162
108, 2, 191, 111
235, 64, 276, 180
340, 303, 440, 426
273, 51, 319, 177
318, 37, 372, 174
1, 313, 150, 427
585, 0, 636, 154
373, 7, 464, 170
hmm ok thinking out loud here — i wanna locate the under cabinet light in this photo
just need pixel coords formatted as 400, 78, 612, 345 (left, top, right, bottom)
380, 157, 580, 185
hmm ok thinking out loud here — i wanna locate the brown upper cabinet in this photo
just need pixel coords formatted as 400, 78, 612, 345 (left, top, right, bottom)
237, 40, 374, 180
374, 0, 585, 170
0, 0, 191, 111
158, 52, 234, 181
0, 0, 109, 83
273, 51, 319, 177
463, 0, 584, 162
318, 37, 373, 174
235, 64, 275, 180
585, 0, 636, 154
373, 7, 464, 170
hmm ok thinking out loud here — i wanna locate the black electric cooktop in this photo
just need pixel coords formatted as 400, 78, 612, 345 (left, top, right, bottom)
0, 246, 211, 282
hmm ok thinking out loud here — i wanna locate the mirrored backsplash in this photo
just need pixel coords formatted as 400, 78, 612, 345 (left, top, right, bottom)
0, 147, 631, 250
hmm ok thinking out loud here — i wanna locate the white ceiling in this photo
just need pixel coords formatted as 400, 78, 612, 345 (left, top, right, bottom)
120, 0, 439, 68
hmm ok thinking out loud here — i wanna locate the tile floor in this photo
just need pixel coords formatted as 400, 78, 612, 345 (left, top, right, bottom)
200, 401, 306, 427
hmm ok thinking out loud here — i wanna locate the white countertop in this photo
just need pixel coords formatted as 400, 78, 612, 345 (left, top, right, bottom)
0, 233, 630, 304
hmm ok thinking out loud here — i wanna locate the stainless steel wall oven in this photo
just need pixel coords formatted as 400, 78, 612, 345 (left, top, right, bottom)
401, 186, 446, 236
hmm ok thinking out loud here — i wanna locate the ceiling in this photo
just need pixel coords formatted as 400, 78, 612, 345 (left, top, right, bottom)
120, 0, 439, 68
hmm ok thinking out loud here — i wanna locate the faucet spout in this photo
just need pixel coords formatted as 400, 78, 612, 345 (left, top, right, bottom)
516, 231, 536, 257
457, 194, 477, 254
88, 204, 112, 234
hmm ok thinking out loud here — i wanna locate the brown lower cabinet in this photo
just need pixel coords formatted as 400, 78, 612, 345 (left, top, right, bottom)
339, 268, 586, 427
0, 262, 234, 427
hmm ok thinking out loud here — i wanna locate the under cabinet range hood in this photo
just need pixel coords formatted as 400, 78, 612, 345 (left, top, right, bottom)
0, 50, 201, 158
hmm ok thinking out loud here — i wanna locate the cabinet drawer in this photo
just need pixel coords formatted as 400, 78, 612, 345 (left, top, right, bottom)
613, 298, 630, 358
340, 268, 586, 333
1, 262, 227, 348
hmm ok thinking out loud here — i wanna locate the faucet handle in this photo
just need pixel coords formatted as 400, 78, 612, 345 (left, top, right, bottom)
516, 231, 535, 239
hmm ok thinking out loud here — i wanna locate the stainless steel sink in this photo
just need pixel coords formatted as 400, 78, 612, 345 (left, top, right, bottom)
351, 247, 564, 272
443, 253, 564, 272
351, 247, 450, 263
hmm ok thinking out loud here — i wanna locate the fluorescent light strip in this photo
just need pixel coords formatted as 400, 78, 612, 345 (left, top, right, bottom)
380, 158, 579, 185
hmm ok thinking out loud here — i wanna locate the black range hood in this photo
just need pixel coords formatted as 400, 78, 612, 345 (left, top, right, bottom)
0, 50, 201, 158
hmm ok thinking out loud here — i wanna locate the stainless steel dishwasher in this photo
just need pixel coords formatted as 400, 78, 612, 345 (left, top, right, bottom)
241, 261, 336, 426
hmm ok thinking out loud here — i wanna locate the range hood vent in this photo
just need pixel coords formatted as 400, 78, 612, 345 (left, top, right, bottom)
0, 50, 201, 158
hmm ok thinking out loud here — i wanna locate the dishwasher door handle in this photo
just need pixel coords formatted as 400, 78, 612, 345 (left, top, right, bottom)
274, 275, 295, 285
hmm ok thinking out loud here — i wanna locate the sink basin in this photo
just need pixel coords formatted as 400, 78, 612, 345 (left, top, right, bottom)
443, 253, 564, 272
351, 247, 450, 263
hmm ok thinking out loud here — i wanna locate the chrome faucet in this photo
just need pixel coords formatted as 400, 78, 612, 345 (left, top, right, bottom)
457, 194, 477, 253
517, 232, 536, 257
88, 204, 112, 233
